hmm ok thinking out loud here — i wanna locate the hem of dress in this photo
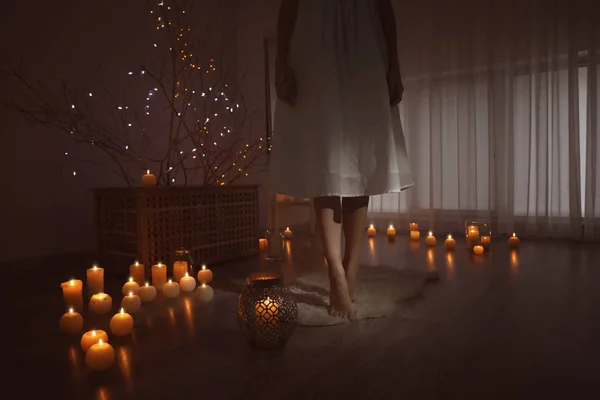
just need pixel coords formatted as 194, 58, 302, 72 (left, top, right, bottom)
273, 182, 415, 199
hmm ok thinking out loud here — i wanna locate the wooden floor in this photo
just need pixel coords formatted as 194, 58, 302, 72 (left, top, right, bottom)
6, 233, 600, 399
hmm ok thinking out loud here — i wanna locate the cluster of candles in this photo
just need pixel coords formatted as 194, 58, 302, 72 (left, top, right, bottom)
258, 227, 293, 252
59, 261, 215, 371
365, 223, 520, 253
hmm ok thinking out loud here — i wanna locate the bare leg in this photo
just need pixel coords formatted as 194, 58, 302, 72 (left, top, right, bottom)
342, 196, 369, 302
313, 196, 355, 320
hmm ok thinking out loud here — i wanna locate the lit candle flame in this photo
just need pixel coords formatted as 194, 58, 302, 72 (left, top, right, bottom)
168, 279, 172, 283
68, 308, 74, 313
98, 339, 104, 346
428, 231, 433, 236
202, 283, 206, 288
91, 330, 96, 336
447, 234, 453, 239
158, 263, 162, 267
389, 224, 394, 229
145, 282, 149, 286
135, 261, 139, 266
513, 233, 516, 237
69, 280, 75, 286
120, 308, 125, 314
129, 277, 133, 282
201, 265, 206, 270
369, 224, 374, 229
146, 169, 150, 174
185, 272, 189, 277
93, 265, 98, 271
128, 291, 133, 296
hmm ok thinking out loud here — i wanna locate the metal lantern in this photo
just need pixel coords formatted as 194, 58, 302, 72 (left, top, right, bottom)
237, 272, 297, 353
464, 220, 492, 250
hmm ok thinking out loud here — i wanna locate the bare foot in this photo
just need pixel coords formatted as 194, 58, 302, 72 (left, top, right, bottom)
328, 276, 355, 320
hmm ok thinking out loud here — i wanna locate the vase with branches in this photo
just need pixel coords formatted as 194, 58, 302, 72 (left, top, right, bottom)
2, 0, 265, 187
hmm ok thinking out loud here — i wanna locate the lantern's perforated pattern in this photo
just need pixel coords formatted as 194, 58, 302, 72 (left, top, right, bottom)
237, 273, 297, 351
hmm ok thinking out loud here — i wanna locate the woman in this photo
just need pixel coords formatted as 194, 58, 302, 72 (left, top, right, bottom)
271, 0, 414, 320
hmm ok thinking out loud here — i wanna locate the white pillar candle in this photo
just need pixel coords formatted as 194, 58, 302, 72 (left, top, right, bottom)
141, 169, 157, 187
61, 279, 83, 312
481, 235, 491, 250
152, 263, 167, 291
86, 265, 104, 295
121, 292, 142, 313
425, 231, 436, 246
110, 308, 134, 336
197, 264, 213, 284
180, 272, 196, 292
508, 233, 520, 248
283, 227, 293, 239
59, 308, 84, 334
387, 224, 396, 239
195, 283, 214, 303
259, 238, 267, 251
367, 224, 376, 237
445, 234, 456, 250
139, 282, 157, 303
85, 339, 115, 371
80, 329, 108, 352
122, 277, 140, 296
129, 261, 145, 286
173, 261, 188, 283
162, 279, 180, 298
88, 293, 112, 315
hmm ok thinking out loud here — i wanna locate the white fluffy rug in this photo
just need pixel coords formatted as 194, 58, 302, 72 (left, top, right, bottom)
290, 267, 438, 327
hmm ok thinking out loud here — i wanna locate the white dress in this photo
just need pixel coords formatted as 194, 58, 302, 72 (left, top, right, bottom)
270, 0, 414, 198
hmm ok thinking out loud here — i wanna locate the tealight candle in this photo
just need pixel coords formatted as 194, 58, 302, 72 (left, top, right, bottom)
61, 279, 83, 312
180, 272, 196, 292
197, 264, 213, 284
110, 308, 134, 336
173, 261, 189, 283
508, 233, 520, 248
88, 293, 112, 315
163, 279, 180, 298
445, 234, 456, 250
122, 277, 140, 296
121, 291, 142, 313
59, 308, 84, 334
259, 238, 267, 251
86, 265, 104, 295
139, 282, 157, 303
85, 339, 115, 371
283, 227, 293, 239
80, 329, 108, 352
195, 283, 214, 303
141, 169, 157, 187
473, 245, 484, 255
387, 224, 396, 239
426, 231, 436, 246
481, 235, 491, 250
255, 296, 279, 329
367, 224, 376, 237
152, 262, 167, 291
410, 230, 420, 241
129, 261, 145, 286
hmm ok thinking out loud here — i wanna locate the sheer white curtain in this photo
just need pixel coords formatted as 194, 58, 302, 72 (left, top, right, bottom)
369, 0, 600, 239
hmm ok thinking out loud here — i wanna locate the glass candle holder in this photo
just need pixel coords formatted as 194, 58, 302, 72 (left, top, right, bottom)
464, 220, 492, 250
265, 229, 285, 260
